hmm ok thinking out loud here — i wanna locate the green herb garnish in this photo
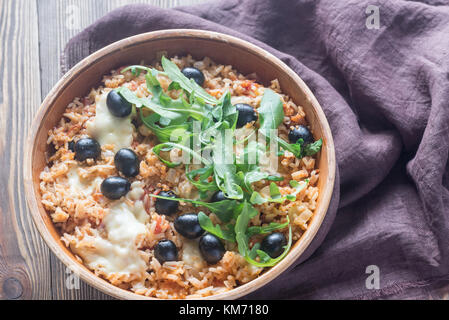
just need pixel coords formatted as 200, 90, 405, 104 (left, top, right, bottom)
148, 193, 237, 223
119, 56, 322, 268
198, 212, 236, 242
250, 180, 309, 205
161, 56, 218, 105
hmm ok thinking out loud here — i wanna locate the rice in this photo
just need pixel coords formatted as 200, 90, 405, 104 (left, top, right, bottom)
39, 55, 320, 299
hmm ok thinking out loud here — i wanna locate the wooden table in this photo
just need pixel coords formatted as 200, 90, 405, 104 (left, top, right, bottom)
1, 0, 448, 300
0, 0, 206, 300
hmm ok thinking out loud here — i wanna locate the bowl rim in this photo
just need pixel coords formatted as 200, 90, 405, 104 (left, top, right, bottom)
24, 29, 335, 300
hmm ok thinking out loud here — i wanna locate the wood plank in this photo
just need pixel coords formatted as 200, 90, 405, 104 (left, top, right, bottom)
37, 0, 206, 299
0, 0, 52, 300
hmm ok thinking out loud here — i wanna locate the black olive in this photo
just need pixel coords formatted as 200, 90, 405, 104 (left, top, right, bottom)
181, 67, 205, 86
174, 213, 204, 239
235, 103, 258, 128
260, 232, 287, 258
68, 140, 75, 152
210, 191, 228, 203
199, 233, 225, 264
114, 148, 140, 177
74, 138, 101, 161
155, 191, 179, 215
288, 125, 314, 145
106, 90, 132, 118
154, 240, 178, 263
100, 176, 130, 200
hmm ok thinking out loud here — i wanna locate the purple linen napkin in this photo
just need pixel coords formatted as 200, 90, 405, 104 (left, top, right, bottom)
61, 0, 449, 299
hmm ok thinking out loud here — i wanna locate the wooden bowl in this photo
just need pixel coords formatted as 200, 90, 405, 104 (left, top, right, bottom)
24, 29, 335, 300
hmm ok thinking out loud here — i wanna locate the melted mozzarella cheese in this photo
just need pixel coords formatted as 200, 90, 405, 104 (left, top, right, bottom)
127, 181, 145, 202
73, 233, 145, 276
86, 92, 134, 152
72, 186, 149, 276
67, 167, 102, 196
105, 202, 147, 244
182, 239, 205, 270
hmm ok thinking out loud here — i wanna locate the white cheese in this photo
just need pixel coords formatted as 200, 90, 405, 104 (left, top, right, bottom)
127, 181, 145, 202
72, 197, 149, 276
86, 92, 134, 152
105, 202, 147, 244
126, 182, 148, 224
182, 239, 205, 270
67, 167, 102, 196
73, 233, 145, 276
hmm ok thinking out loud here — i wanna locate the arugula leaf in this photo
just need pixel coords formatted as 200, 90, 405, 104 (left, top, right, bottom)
269, 182, 282, 200
145, 70, 164, 98
235, 201, 259, 256
198, 118, 222, 145
246, 217, 289, 237
185, 165, 219, 198
218, 91, 237, 128
243, 171, 269, 192
168, 81, 181, 91
148, 193, 237, 223
267, 175, 284, 182
121, 65, 163, 75
258, 89, 285, 135
117, 86, 187, 124
278, 137, 323, 158
153, 142, 210, 168
115, 86, 144, 108
118, 72, 210, 126
244, 225, 292, 267
161, 56, 217, 105
257, 89, 322, 158
249, 192, 267, 205
256, 89, 305, 159
256, 250, 272, 263
212, 130, 244, 200
199, 199, 238, 223
304, 138, 323, 156
142, 95, 205, 123
234, 200, 292, 267
236, 140, 266, 172
130, 67, 141, 77
276, 137, 302, 158
213, 164, 244, 200
197, 212, 236, 242
248, 242, 261, 260
250, 180, 309, 205
242, 168, 284, 193
140, 111, 190, 143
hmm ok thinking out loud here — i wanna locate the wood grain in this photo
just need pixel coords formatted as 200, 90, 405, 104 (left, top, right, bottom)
0, 0, 206, 300
0, 0, 51, 300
